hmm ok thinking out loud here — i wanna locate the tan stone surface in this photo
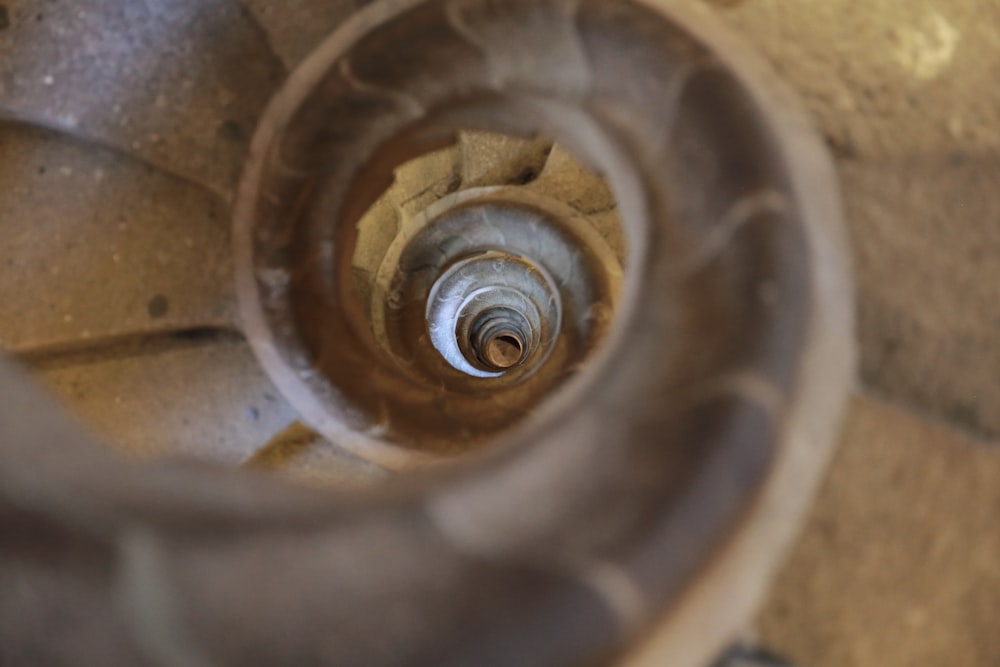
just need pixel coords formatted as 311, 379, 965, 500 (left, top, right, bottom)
716, 0, 1000, 441
36, 336, 299, 465
0, 123, 235, 355
759, 395, 1000, 666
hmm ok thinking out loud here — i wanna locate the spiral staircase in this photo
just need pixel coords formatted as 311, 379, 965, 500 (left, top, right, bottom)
0, 1, 862, 665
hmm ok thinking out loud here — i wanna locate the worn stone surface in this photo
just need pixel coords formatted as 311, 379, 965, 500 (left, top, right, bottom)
0, 0, 285, 195
842, 158, 1000, 438
723, 0, 1000, 160
34, 336, 299, 465
240, 0, 372, 68
246, 422, 387, 488
460, 132, 553, 189
0, 121, 236, 354
759, 395, 1000, 666
714, 0, 1000, 441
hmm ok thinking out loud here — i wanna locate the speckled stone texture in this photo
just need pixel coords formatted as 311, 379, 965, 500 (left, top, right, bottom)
0, 0, 285, 194
758, 395, 1000, 667
0, 123, 235, 354
718, 0, 1000, 439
